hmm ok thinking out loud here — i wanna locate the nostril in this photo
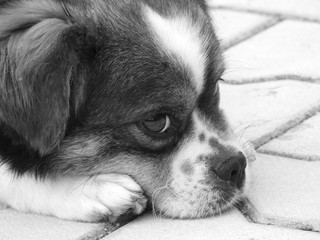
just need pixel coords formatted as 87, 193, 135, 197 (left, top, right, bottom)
230, 169, 239, 183
214, 160, 241, 181
213, 151, 247, 187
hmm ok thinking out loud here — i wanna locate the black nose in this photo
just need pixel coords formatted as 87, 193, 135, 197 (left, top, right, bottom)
214, 152, 247, 187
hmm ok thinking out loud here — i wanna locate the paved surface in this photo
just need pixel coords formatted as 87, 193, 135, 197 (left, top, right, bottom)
1, 1, 320, 240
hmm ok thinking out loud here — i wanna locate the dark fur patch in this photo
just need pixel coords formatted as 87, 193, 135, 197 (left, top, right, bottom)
208, 137, 220, 149
198, 133, 206, 142
0, 2, 86, 155
180, 161, 194, 176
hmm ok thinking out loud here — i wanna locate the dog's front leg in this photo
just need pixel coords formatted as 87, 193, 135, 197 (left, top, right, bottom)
0, 164, 147, 222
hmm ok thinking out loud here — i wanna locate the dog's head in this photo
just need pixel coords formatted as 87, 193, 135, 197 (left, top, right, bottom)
0, 0, 253, 218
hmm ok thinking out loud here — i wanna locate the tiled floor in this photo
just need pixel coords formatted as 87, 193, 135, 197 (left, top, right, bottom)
1, 1, 320, 240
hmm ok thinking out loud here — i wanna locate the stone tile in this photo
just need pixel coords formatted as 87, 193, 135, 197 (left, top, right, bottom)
0, 209, 105, 240
207, 0, 320, 21
104, 210, 319, 240
219, 81, 320, 146
259, 113, 320, 161
209, 9, 278, 48
246, 154, 320, 230
0, 203, 6, 210
222, 20, 320, 83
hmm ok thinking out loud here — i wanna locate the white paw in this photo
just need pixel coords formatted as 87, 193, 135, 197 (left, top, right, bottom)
88, 174, 148, 222
56, 174, 148, 222
0, 164, 147, 223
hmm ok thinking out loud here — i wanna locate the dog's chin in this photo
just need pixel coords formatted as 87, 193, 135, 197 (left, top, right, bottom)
152, 182, 246, 219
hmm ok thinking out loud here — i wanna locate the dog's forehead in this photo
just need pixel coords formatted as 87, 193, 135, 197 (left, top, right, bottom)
144, 6, 206, 94
87, 0, 223, 124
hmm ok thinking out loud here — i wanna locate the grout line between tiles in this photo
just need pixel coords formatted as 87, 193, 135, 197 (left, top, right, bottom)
223, 76, 320, 85
222, 18, 282, 50
237, 198, 320, 232
252, 104, 320, 148
256, 149, 320, 162
209, 6, 320, 23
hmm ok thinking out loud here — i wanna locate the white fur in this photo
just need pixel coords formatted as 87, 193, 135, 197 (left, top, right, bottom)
0, 163, 146, 222
144, 7, 206, 93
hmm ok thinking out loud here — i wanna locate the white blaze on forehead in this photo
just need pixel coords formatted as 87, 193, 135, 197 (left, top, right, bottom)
144, 7, 206, 93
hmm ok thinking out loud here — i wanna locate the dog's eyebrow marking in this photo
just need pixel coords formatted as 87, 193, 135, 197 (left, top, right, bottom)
62, 138, 101, 159
144, 6, 206, 93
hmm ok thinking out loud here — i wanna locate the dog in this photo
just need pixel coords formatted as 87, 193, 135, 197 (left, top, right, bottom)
0, 0, 253, 222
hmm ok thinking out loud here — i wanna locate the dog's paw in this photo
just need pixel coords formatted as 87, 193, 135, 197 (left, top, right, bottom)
16, 174, 146, 222
87, 174, 147, 222
1, 163, 147, 222
60, 174, 148, 222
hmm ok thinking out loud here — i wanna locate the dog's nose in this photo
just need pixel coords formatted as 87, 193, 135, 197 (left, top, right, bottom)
214, 151, 246, 187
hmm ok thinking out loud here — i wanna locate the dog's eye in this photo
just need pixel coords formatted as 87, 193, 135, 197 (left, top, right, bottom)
142, 114, 170, 134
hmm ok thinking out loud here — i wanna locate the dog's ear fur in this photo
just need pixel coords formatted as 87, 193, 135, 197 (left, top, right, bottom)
0, 1, 84, 155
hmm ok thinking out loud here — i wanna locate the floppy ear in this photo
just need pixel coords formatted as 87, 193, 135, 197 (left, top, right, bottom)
0, 1, 82, 155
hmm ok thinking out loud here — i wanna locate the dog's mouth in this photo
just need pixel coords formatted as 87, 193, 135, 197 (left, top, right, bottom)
150, 175, 246, 219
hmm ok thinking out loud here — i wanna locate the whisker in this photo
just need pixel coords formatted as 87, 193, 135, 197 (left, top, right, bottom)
232, 120, 264, 133
151, 178, 174, 219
